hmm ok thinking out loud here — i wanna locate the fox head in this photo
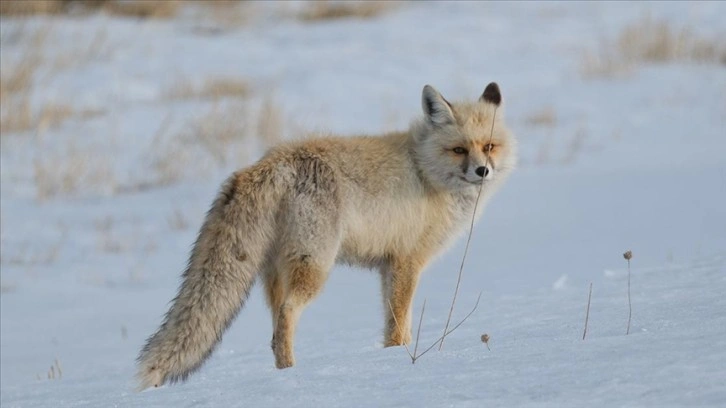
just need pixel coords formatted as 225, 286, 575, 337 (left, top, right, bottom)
412, 83, 517, 191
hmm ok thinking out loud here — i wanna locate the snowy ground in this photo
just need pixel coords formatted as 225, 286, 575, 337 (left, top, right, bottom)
1, 1, 725, 407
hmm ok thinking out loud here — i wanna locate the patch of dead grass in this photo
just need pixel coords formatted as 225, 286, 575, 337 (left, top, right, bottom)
0, 0, 180, 19
185, 101, 250, 165
524, 107, 557, 128
582, 15, 726, 78
51, 27, 111, 71
0, 0, 257, 21
0, 0, 65, 16
189, 0, 255, 30
34, 145, 117, 201
101, 0, 180, 19
2, 237, 64, 266
167, 208, 189, 231
164, 77, 250, 101
257, 97, 284, 148
1, 22, 105, 136
136, 102, 251, 191
0, 24, 47, 134
144, 96, 286, 190
299, 0, 396, 22
94, 215, 128, 253
2, 98, 103, 135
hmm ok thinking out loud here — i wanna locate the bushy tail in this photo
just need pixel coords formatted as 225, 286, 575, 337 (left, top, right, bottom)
136, 168, 283, 390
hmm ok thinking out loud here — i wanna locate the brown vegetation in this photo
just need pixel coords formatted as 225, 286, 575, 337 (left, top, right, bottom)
0, 0, 179, 19
582, 15, 726, 78
299, 0, 395, 22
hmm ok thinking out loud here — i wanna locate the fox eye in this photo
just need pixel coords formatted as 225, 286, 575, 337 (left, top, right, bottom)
483, 143, 495, 152
452, 147, 468, 154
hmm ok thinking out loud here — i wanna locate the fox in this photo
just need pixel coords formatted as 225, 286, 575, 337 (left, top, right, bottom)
136, 82, 517, 390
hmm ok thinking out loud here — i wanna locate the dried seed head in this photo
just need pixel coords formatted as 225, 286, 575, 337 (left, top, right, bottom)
481, 333, 491, 350
623, 250, 633, 260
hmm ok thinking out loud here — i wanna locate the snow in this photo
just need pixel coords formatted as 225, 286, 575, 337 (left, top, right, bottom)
2, 1, 725, 406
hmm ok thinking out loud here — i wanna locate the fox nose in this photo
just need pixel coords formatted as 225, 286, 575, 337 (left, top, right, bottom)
475, 166, 489, 178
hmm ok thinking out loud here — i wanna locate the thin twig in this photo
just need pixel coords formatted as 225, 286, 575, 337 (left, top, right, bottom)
387, 300, 414, 361
421, 292, 482, 359
626, 258, 632, 335
412, 299, 426, 362
439, 106, 498, 351
583, 282, 593, 340
390, 294, 481, 364
54, 358, 62, 379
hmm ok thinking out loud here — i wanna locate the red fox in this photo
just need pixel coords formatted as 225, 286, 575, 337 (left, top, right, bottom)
137, 82, 517, 390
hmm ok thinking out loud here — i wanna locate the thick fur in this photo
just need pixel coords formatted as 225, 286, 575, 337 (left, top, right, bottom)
136, 83, 517, 390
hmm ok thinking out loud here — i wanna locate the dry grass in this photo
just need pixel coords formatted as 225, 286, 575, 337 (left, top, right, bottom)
94, 215, 129, 253
34, 146, 117, 201
617, 16, 725, 64
0, 96, 33, 135
189, 0, 255, 30
185, 101, 250, 165
2, 238, 64, 266
3, 19, 281, 198
257, 97, 284, 148
52, 27, 111, 71
146, 95, 287, 190
1, 22, 112, 196
582, 15, 726, 78
145, 101, 249, 188
0, 0, 180, 19
0, 0, 257, 21
42, 358, 63, 380
560, 126, 587, 165
582, 282, 593, 340
0, 23, 105, 135
167, 208, 189, 231
1, 98, 100, 135
102, 0, 180, 19
0, 0, 64, 16
0, 25, 46, 134
299, 0, 395, 22
0, 53, 39, 98
164, 77, 250, 101
35, 103, 75, 130
524, 107, 557, 128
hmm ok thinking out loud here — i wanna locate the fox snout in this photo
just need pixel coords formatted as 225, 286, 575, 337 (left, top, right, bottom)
475, 166, 489, 178
460, 163, 493, 185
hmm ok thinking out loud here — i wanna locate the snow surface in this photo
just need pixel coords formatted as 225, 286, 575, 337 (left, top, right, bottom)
2, 1, 725, 407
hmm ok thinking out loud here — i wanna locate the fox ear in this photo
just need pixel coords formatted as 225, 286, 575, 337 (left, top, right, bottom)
479, 82, 502, 106
422, 85, 455, 126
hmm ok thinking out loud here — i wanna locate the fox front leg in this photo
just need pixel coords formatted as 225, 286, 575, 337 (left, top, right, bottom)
381, 256, 425, 346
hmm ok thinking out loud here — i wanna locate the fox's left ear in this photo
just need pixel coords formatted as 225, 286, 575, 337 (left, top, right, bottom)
479, 82, 502, 106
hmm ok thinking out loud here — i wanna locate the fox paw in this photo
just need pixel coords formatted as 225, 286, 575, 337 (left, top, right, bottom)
384, 332, 412, 347
274, 352, 295, 369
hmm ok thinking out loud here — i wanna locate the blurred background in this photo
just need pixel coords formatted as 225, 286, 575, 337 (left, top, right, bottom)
1, 0, 725, 404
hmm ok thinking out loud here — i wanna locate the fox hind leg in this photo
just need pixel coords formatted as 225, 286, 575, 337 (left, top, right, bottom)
271, 157, 341, 368
263, 271, 285, 350
272, 252, 336, 369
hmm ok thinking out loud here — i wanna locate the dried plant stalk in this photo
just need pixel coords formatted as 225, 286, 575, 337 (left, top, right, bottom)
389, 293, 482, 364
387, 301, 415, 362
439, 106, 498, 351
583, 282, 593, 340
624, 250, 633, 335
412, 299, 426, 361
